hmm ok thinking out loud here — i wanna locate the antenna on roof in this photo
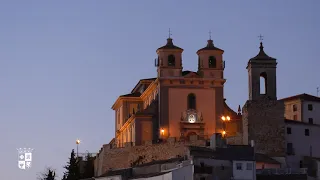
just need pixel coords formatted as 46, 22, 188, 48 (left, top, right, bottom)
317, 87, 319, 97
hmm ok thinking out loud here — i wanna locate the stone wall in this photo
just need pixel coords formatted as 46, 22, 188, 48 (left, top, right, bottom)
94, 136, 206, 176
226, 132, 243, 145
242, 99, 285, 156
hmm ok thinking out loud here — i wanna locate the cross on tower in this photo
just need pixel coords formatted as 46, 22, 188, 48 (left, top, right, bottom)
209, 30, 212, 40
168, 28, 172, 38
258, 34, 264, 42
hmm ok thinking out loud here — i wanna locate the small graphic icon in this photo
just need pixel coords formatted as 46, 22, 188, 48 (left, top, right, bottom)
17, 148, 33, 170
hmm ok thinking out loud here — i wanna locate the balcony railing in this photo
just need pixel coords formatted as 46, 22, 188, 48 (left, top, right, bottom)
256, 168, 307, 175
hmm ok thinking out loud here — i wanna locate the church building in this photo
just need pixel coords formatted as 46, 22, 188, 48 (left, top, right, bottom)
93, 35, 320, 177
111, 37, 242, 147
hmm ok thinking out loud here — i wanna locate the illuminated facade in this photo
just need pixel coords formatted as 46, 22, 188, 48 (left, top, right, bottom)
111, 38, 242, 147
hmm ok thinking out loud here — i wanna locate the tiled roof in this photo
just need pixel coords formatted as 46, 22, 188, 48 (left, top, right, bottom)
120, 92, 141, 98
255, 153, 280, 164
131, 78, 156, 94
197, 40, 224, 53
250, 42, 276, 61
279, 93, 320, 102
189, 145, 254, 161
157, 38, 183, 51
134, 157, 184, 168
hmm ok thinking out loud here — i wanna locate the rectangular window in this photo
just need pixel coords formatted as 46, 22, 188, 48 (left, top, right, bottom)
293, 104, 297, 111
293, 115, 297, 120
309, 118, 313, 124
305, 129, 310, 136
287, 143, 293, 155
287, 127, 292, 134
246, 162, 253, 170
236, 163, 242, 170
308, 104, 313, 111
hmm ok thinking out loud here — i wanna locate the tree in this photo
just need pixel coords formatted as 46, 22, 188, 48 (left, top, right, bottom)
63, 149, 80, 180
81, 153, 95, 178
61, 174, 67, 180
38, 167, 56, 180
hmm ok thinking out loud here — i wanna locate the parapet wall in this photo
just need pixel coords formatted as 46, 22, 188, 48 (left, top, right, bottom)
94, 136, 206, 176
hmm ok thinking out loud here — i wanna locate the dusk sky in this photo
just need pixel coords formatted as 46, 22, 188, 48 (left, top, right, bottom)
1, 1, 319, 179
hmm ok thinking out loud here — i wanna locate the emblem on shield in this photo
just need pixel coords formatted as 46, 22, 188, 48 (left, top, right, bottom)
17, 148, 33, 170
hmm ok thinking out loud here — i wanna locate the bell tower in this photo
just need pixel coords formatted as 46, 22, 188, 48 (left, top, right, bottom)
242, 39, 285, 157
196, 37, 226, 133
247, 42, 277, 100
197, 37, 225, 79
155, 37, 183, 77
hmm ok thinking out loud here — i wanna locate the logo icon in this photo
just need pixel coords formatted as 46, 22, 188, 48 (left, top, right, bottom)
17, 148, 33, 170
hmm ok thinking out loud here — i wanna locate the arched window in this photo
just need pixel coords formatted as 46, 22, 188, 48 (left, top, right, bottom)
188, 93, 196, 109
209, 56, 216, 68
168, 55, 175, 66
260, 72, 267, 94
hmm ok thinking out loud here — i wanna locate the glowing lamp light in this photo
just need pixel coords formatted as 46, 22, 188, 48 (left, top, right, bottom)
221, 116, 231, 121
222, 131, 226, 136
161, 129, 165, 135
76, 139, 81, 145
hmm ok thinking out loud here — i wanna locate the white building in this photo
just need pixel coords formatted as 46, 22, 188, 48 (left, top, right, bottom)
189, 145, 257, 180
285, 119, 320, 169
281, 93, 320, 125
233, 160, 256, 180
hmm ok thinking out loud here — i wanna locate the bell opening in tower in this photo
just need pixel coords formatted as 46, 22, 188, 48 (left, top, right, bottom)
260, 72, 267, 95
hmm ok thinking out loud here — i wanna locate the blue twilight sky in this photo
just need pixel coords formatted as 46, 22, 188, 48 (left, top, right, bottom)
0, 1, 320, 179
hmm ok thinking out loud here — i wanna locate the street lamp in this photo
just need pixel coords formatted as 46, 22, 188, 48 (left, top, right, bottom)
76, 139, 81, 158
221, 116, 230, 121
221, 115, 231, 138
222, 130, 226, 136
